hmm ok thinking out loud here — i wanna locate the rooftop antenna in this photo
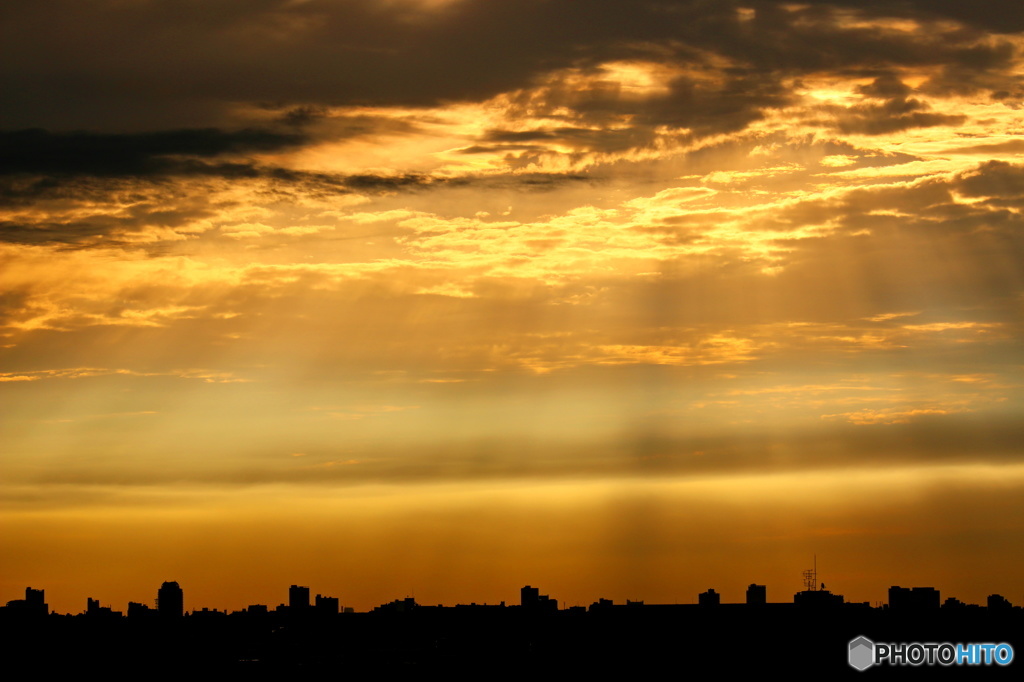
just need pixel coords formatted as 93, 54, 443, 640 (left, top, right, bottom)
802, 554, 817, 592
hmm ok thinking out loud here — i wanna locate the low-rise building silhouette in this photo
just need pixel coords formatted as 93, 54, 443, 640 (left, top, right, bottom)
315, 594, 339, 615
889, 586, 939, 610
698, 588, 720, 606
86, 597, 121, 618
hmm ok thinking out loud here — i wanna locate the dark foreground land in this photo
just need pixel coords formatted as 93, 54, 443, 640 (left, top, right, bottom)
4, 603, 1021, 678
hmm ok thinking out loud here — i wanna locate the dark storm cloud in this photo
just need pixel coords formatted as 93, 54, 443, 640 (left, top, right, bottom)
275, 105, 332, 128
647, 68, 793, 136
498, 63, 795, 142
0, 163, 447, 210
783, 66, 978, 138
457, 144, 546, 155
0, 125, 463, 205
955, 161, 1024, 199
800, 0, 1024, 33
0, 1, 1019, 246
1, 0, 1018, 133
0, 125, 586, 185
0, 128, 307, 177
0, 169, 593, 247
830, 97, 967, 135
0, 195, 221, 247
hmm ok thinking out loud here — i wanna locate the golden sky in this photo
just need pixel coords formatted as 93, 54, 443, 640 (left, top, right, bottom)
2, 0, 1024, 614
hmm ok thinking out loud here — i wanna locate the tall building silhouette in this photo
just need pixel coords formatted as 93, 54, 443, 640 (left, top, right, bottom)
289, 585, 310, 610
520, 585, 557, 610
4, 587, 48, 616
746, 584, 766, 606
25, 587, 45, 609
157, 581, 183, 618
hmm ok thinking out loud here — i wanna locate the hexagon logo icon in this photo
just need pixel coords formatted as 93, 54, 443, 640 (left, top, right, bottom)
849, 636, 875, 671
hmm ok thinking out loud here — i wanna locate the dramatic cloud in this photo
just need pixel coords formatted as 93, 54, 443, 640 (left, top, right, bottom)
3, 0, 1024, 613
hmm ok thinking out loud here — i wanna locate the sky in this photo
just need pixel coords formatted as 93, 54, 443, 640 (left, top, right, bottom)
2, 0, 1024, 615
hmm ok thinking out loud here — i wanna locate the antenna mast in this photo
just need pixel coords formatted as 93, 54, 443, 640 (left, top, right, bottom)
802, 554, 817, 592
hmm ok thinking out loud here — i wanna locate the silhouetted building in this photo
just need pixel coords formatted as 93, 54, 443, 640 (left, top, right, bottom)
5, 587, 48, 616
25, 587, 45, 609
373, 597, 418, 613
315, 594, 339, 615
520, 585, 557, 611
4, 578, 1024, 674
698, 589, 720, 606
289, 585, 310, 610
888, 586, 939, 610
158, 581, 184, 618
86, 597, 121, 618
794, 589, 844, 608
191, 607, 227, 619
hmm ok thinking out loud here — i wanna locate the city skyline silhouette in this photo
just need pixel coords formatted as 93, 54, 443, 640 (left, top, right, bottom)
6, 568, 1021, 616
4, 2, 1024, 670
4, 576, 1020, 674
